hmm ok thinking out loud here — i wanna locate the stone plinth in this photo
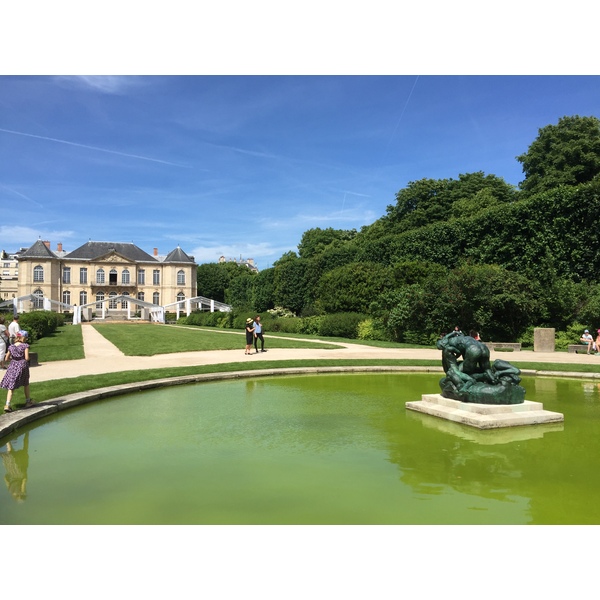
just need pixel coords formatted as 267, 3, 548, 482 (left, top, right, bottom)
534, 328, 555, 352
405, 393, 564, 430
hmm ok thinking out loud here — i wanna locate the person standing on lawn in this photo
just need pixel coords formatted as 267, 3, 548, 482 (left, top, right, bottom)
245, 318, 256, 355
253, 315, 267, 353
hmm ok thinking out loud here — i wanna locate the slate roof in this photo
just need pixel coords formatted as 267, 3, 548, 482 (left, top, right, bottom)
19, 239, 57, 259
65, 241, 157, 262
163, 246, 195, 263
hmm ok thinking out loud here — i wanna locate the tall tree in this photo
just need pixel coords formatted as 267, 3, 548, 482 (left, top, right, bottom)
517, 115, 600, 195
297, 227, 357, 259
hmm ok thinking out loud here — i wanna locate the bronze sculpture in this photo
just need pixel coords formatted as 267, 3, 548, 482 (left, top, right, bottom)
436, 331, 526, 404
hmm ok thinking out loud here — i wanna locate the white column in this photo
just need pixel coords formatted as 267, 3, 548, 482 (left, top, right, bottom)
211, 299, 215, 312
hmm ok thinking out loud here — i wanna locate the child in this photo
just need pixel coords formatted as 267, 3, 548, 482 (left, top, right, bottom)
1, 330, 35, 412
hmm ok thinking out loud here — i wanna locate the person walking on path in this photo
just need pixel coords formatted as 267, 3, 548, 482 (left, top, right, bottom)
8, 315, 20, 345
1, 330, 35, 412
253, 315, 267, 353
244, 318, 256, 355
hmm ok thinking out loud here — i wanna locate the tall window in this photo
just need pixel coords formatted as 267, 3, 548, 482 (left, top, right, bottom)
177, 270, 185, 285
177, 292, 185, 302
137, 292, 145, 302
95, 291, 105, 309
153, 269, 160, 285
138, 269, 145, 285
62, 267, 71, 284
109, 291, 118, 308
33, 265, 44, 282
153, 292, 160, 305
109, 269, 118, 285
121, 292, 130, 308
96, 268, 105, 284
33, 288, 44, 309
62, 291, 71, 305
122, 269, 130, 284
80, 268, 88, 284
80, 291, 87, 305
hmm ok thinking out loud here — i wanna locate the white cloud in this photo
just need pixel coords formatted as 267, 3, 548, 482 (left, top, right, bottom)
53, 76, 145, 95
0, 226, 75, 250
258, 207, 379, 230
191, 242, 292, 265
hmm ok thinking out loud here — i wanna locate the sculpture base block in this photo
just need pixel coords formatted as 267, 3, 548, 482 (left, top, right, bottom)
405, 393, 564, 430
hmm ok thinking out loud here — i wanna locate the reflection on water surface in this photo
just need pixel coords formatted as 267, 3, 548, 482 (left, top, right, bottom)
0, 373, 598, 525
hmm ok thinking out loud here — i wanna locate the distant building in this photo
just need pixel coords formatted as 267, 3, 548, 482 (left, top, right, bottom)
14, 239, 197, 311
218, 255, 258, 273
0, 248, 25, 301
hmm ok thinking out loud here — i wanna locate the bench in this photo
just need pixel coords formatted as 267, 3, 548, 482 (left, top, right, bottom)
484, 342, 521, 352
568, 344, 594, 354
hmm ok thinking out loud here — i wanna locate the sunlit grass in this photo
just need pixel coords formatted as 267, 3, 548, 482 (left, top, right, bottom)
92, 323, 342, 355
31, 325, 85, 362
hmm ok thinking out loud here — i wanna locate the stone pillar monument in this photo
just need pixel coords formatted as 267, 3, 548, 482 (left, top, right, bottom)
534, 328, 555, 352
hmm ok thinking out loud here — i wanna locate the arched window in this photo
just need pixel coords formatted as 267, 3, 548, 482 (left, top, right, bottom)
80, 291, 88, 306
137, 291, 145, 302
109, 291, 118, 308
153, 292, 160, 305
122, 269, 130, 284
62, 291, 71, 305
177, 292, 185, 302
109, 269, 117, 285
33, 265, 44, 282
177, 270, 185, 285
33, 288, 44, 309
96, 268, 105, 284
121, 292, 130, 308
96, 291, 105, 309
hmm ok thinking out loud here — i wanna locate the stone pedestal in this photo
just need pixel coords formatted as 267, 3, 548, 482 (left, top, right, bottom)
405, 393, 564, 430
534, 327, 555, 352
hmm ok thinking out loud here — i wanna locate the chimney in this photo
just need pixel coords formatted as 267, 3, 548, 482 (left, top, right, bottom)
43, 240, 50, 249
153, 247, 158, 257
57, 242, 63, 252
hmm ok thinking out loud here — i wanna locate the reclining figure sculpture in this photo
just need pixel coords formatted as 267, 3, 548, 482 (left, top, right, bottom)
436, 331, 526, 404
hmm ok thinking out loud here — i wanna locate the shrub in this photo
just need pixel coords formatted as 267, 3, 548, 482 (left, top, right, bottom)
357, 318, 389, 341
274, 317, 303, 334
318, 312, 367, 339
299, 316, 323, 335
18, 311, 65, 343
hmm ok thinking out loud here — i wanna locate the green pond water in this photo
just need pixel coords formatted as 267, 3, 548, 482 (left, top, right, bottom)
1, 372, 598, 525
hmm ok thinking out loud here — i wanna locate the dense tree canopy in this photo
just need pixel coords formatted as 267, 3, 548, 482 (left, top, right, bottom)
382, 171, 517, 233
194, 115, 600, 343
517, 115, 600, 195
297, 227, 357, 259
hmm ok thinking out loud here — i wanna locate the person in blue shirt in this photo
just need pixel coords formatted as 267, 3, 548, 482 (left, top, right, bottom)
253, 315, 267, 353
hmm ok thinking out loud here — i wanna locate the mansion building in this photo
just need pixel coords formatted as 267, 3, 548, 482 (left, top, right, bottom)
11, 239, 197, 312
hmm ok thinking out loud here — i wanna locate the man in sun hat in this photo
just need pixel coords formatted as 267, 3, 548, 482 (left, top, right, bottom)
579, 329, 595, 354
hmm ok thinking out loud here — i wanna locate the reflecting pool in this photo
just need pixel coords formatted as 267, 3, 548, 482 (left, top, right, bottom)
1, 373, 598, 524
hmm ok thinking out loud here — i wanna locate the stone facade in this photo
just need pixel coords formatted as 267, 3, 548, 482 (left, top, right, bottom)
15, 240, 197, 312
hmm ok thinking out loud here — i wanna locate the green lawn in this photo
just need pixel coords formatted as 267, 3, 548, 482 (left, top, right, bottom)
92, 323, 343, 355
31, 324, 85, 362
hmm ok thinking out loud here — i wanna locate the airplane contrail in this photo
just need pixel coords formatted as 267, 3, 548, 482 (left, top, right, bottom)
0, 127, 190, 168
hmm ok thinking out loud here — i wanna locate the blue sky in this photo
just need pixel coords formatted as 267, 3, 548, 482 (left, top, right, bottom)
1, 75, 599, 269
